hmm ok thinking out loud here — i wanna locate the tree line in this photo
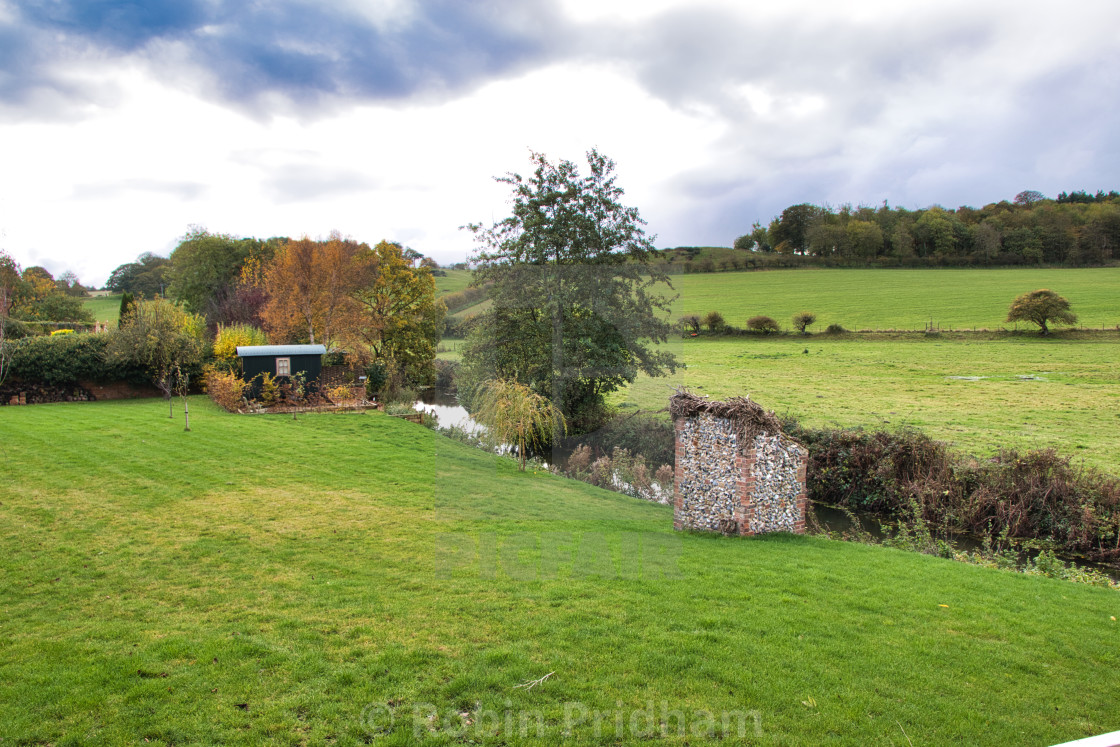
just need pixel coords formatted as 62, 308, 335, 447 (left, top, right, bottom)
730, 189, 1120, 266
1, 230, 444, 400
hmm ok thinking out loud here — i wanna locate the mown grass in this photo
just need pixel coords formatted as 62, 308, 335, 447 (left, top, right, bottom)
1, 398, 1118, 745
671, 267, 1120, 331
613, 335, 1120, 472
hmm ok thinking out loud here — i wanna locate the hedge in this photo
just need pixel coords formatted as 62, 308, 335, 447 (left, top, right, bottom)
7, 333, 150, 386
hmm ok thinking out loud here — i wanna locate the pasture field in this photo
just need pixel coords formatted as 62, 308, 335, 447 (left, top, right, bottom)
437, 266, 1120, 329
81, 293, 124, 324
434, 268, 472, 296
1, 399, 1117, 744
670, 267, 1120, 331
612, 335, 1120, 471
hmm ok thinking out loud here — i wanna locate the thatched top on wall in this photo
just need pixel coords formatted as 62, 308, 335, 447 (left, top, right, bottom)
669, 387, 784, 444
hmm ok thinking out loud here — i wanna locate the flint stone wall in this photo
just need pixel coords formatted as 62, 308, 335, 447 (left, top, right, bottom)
674, 411, 807, 535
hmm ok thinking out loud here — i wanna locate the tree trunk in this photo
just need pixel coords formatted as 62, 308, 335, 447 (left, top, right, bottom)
183, 398, 190, 431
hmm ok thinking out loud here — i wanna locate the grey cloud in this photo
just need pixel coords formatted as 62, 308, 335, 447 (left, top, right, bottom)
3, 0, 571, 118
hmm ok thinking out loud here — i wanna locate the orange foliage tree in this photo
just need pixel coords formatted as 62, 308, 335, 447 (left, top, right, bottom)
261, 232, 375, 350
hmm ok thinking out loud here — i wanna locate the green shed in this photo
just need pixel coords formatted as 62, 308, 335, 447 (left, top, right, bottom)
237, 344, 326, 397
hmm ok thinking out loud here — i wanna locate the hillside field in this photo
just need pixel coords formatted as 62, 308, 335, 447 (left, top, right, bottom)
82, 293, 124, 324
670, 267, 1120, 331
441, 267, 1120, 330
1, 398, 1118, 745
612, 335, 1120, 471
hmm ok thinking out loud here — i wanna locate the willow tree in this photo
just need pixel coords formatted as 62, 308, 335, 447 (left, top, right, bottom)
474, 379, 566, 471
460, 149, 679, 435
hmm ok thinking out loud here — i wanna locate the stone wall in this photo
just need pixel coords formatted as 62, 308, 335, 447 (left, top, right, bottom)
673, 406, 807, 536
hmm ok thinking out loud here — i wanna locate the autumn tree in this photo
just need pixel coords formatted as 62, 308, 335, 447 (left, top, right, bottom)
350, 240, 444, 388
1006, 289, 1077, 335
12, 265, 92, 325
261, 233, 372, 350
105, 297, 206, 417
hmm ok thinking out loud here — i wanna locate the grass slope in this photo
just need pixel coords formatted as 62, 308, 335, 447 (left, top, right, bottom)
434, 269, 473, 296
1, 398, 1118, 745
82, 294, 124, 325
614, 335, 1120, 471
671, 267, 1120, 331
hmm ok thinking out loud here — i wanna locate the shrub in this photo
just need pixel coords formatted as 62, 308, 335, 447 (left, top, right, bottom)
364, 361, 388, 399
747, 315, 780, 333
679, 315, 701, 335
573, 411, 675, 468
791, 311, 816, 334
702, 311, 725, 332
326, 384, 357, 404
50, 329, 75, 336
788, 419, 1120, 561
213, 324, 268, 371
824, 323, 848, 334
204, 366, 247, 412
256, 372, 279, 405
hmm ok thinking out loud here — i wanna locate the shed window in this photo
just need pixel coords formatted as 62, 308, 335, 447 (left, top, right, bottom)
276, 357, 291, 376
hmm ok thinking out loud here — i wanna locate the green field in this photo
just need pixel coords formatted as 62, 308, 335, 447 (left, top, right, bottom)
2, 399, 1118, 744
670, 267, 1120, 331
434, 268, 473, 296
613, 335, 1120, 471
82, 293, 123, 324
440, 266, 1120, 330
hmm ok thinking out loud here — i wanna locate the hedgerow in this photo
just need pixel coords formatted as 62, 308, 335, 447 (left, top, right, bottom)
7, 333, 149, 386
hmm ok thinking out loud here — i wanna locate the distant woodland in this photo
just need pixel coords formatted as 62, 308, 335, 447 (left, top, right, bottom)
681, 189, 1120, 271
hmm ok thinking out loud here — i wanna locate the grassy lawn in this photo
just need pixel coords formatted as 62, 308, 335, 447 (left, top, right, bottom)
670, 267, 1120, 331
612, 335, 1120, 471
82, 294, 124, 325
1, 398, 1118, 745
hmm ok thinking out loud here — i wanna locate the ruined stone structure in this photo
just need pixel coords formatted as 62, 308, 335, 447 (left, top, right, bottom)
671, 390, 808, 536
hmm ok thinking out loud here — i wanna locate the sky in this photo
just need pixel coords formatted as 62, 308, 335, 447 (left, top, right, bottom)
1, 0, 1118, 287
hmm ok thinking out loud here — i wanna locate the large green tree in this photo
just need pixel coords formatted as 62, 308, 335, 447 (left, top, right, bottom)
105, 253, 172, 297
351, 240, 444, 389
460, 149, 679, 434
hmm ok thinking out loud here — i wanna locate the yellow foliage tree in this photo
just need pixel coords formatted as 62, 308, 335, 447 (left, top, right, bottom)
261, 232, 373, 349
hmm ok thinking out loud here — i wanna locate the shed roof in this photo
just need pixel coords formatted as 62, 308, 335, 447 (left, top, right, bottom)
237, 344, 327, 357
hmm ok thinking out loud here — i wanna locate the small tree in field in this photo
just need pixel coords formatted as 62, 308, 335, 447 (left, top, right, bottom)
1006, 289, 1077, 335
106, 298, 206, 418
474, 379, 566, 471
792, 311, 816, 334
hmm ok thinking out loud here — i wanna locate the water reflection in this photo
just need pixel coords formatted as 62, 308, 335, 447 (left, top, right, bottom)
414, 388, 485, 436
